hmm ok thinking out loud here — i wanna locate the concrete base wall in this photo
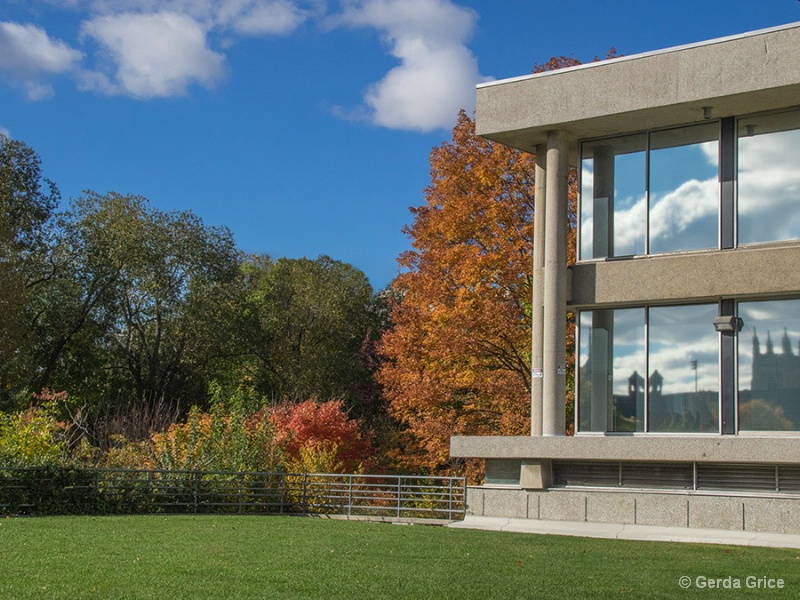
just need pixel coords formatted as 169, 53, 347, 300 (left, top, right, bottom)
467, 486, 800, 535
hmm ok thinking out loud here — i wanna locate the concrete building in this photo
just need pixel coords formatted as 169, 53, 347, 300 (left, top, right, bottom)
450, 23, 800, 534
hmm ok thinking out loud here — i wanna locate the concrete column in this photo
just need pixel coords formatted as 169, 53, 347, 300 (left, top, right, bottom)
542, 130, 568, 436
530, 144, 547, 437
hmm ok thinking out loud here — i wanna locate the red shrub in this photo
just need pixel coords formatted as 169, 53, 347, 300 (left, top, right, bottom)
269, 400, 373, 473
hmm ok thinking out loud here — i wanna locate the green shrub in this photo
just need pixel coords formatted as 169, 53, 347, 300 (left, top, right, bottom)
0, 405, 67, 467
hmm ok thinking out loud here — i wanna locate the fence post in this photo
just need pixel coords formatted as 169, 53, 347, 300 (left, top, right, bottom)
396, 476, 402, 519
462, 478, 467, 519
448, 478, 454, 520
238, 472, 244, 514
347, 474, 353, 518
302, 473, 308, 514
193, 471, 199, 514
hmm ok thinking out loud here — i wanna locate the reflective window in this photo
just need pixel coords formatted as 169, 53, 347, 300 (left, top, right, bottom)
738, 299, 800, 431
580, 135, 646, 259
648, 123, 719, 254
647, 304, 719, 433
579, 124, 720, 260
578, 304, 720, 434
738, 109, 800, 245
578, 308, 646, 432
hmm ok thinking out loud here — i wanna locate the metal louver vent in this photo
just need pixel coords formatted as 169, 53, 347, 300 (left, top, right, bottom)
696, 463, 777, 492
553, 461, 619, 487
621, 462, 694, 489
778, 466, 800, 492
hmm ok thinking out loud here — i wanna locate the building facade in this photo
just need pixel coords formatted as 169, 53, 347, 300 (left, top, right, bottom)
450, 23, 800, 534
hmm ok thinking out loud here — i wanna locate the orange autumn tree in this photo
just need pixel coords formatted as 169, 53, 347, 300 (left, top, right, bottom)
379, 108, 577, 477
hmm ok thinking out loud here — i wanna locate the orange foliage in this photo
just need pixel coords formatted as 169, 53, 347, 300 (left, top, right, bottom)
379, 109, 577, 477
269, 399, 373, 473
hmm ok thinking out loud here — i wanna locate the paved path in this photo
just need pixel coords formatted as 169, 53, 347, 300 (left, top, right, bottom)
448, 516, 800, 549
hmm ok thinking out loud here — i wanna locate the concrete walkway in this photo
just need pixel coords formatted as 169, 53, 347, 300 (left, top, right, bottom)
448, 516, 800, 549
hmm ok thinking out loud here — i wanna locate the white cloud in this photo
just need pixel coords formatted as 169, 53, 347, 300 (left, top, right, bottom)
6, 0, 486, 130
215, 0, 317, 35
738, 131, 800, 242
79, 11, 226, 98
65, 0, 320, 34
649, 178, 717, 236
0, 21, 83, 100
331, 0, 487, 132
581, 169, 718, 257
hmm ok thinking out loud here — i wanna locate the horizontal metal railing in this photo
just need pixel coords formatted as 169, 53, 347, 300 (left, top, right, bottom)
0, 468, 466, 521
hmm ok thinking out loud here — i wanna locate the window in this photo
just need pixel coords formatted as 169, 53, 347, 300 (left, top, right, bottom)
578, 308, 645, 432
647, 305, 719, 433
738, 108, 800, 245
738, 299, 800, 431
580, 123, 719, 260
648, 125, 719, 254
579, 107, 800, 261
580, 134, 646, 259
578, 304, 719, 434
577, 299, 800, 434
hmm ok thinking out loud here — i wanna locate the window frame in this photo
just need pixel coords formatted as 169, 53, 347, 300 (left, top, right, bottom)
578, 120, 724, 262
577, 108, 800, 262
575, 297, 800, 435
576, 302, 723, 436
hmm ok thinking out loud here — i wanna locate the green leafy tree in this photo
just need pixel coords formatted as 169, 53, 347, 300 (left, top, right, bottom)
237, 256, 377, 412
0, 135, 59, 255
29, 192, 243, 427
0, 136, 60, 401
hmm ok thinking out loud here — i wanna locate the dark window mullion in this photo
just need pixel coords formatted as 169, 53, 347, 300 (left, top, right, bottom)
720, 299, 736, 434
644, 133, 651, 255
720, 117, 736, 249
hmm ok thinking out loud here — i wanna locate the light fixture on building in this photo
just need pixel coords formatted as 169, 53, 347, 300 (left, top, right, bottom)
703, 106, 713, 120
713, 315, 743, 334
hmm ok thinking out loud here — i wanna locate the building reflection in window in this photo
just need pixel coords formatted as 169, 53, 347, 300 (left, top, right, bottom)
738, 299, 800, 431
578, 304, 719, 434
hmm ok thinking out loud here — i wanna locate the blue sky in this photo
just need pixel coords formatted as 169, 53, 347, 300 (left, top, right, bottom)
2, 1, 799, 289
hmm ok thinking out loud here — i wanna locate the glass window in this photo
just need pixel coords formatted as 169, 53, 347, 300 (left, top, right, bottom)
580, 134, 646, 260
578, 308, 646, 432
578, 304, 720, 434
647, 304, 719, 433
648, 123, 719, 254
738, 299, 800, 431
738, 109, 800, 245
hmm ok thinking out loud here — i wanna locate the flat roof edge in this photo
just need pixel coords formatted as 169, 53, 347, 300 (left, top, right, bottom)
477, 21, 800, 90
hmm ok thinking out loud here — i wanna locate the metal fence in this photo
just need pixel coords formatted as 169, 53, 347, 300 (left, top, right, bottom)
0, 468, 466, 522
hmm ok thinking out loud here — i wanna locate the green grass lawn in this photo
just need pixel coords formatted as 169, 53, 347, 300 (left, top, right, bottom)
0, 515, 798, 599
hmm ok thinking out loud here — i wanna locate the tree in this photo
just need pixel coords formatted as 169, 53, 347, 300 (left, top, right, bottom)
29, 192, 243, 424
0, 135, 59, 255
0, 136, 60, 400
379, 109, 577, 477
237, 256, 378, 411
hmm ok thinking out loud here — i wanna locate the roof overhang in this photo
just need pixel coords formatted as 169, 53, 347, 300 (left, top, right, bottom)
476, 22, 800, 155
